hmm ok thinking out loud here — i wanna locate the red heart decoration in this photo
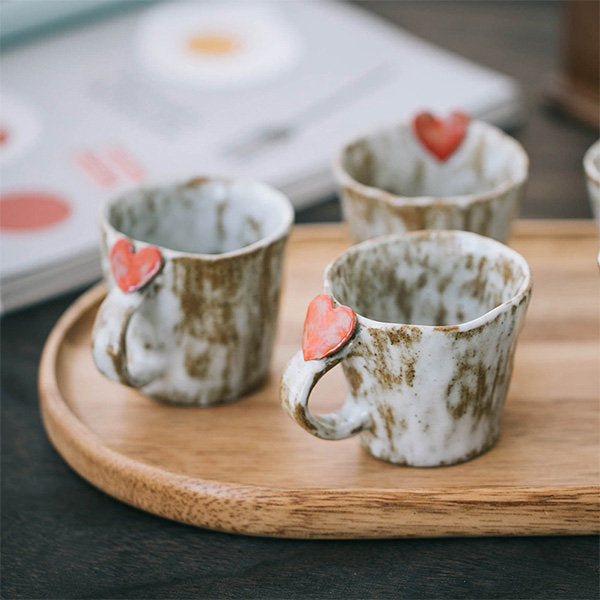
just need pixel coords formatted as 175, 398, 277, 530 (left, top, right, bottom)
302, 294, 357, 361
412, 110, 470, 162
110, 238, 162, 293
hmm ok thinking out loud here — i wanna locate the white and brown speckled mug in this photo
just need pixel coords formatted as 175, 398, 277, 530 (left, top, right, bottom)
281, 230, 532, 466
92, 177, 293, 406
334, 119, 529, 243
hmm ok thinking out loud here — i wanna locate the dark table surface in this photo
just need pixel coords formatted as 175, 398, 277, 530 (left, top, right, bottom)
2, 2, 599, 599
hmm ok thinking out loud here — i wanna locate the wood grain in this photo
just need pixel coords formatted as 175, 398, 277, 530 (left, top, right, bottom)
38, 220, 600, 539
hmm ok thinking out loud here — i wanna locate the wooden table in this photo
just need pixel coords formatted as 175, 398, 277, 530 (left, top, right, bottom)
2, 2, 599, 598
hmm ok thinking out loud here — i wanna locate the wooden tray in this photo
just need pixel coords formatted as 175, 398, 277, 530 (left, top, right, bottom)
39, 221, 600, 539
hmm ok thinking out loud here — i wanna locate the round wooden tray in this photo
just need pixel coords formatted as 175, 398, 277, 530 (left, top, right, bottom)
39, 223, 599, 539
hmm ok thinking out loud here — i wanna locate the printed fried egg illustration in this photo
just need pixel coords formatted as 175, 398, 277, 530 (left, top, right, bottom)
135, 2, 303, 87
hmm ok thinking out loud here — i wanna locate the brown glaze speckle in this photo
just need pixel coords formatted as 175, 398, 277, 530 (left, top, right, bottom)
377, 404, 396, 451
167, 236, 287, 404
294, 403, 317, 433
404, 358, 416, 387
245, 215, 263, 239
184, 176, 211, 188
344, 365, 364, 396
184, 348, 211, 380
215, 201, 226, 241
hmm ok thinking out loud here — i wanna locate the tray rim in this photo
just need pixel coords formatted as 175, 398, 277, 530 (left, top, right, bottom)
38, 221, 600, 539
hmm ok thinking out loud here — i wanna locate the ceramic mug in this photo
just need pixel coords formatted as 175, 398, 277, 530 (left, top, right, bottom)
281, 230, 532, 466
333, 114, 529, 243
584, 139, 600, 231
92, 177, 294, 405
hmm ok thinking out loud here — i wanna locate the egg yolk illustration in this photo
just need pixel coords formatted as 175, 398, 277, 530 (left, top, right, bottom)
186, 33, 241, 56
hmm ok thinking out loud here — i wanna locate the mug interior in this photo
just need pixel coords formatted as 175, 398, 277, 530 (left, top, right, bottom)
326, 232, 529, 327
105, 178, 291, 254
340, 121, 526, 199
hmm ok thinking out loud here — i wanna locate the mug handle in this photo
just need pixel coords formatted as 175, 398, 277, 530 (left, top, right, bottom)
92, 286, 165, 388
280, 344, 371, 440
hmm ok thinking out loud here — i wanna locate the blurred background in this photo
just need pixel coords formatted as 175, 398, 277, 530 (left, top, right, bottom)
1, 0, 598, 312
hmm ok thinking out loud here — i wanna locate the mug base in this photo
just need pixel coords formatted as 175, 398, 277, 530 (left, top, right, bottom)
361, 432, 500, 467
142, 372, 270, 407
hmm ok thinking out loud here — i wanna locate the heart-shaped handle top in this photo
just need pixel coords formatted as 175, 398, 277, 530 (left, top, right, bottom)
110, 238, 163, 293
412, 110, 470, 161
302, 294, 357, 361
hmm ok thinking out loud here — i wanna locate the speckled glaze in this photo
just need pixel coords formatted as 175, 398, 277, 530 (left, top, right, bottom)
281, 230, 532, 466
584, 140, 600, 232
334, 119, 529, 243
93, 177, 293, 405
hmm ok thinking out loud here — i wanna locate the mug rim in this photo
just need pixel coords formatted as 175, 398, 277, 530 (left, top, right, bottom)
332, 119, 529, 208
323, 229, 532, 332
99, 176, 294, 261
583, 139, 600, 186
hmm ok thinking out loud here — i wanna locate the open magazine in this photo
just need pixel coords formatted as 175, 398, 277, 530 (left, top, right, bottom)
0, 0, 523, 313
